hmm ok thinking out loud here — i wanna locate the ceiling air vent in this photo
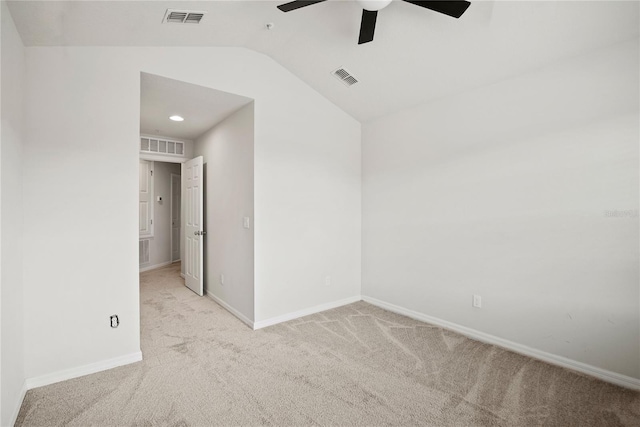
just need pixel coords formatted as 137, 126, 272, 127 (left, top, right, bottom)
332, 67, 359, 87
163, 9, 206, 24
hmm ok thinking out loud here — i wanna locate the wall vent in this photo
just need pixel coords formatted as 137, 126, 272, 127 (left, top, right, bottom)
163, 9, 206, 24
139, 239, 150, 266
332, 67, 359, 87
141, 137, 185, 156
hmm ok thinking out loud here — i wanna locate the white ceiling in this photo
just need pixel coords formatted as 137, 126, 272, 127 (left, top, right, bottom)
140, 72, 253, 140
7, 1, 640, 122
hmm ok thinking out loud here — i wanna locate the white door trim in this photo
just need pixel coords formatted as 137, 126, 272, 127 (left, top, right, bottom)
139, 159, 154, 238
170, 173, 181, 263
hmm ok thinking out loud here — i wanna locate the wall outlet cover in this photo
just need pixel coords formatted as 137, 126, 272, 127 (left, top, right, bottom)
110, 315, 119, 328
473, 295, 482, 308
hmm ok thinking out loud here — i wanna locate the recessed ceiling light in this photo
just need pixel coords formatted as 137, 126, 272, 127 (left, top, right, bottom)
169, 115, 184, 122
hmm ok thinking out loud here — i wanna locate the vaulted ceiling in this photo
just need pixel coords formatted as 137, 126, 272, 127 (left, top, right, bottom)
7, 1, 640, 122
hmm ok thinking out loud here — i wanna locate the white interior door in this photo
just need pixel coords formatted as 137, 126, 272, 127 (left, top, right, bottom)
139, 160, 154, 237
170, 173, 181, 262
184, 156, 204, 296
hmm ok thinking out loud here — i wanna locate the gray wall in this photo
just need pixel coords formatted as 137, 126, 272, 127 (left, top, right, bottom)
195, 103, 254, 322
362, 39, 639, 379
1, 1, 26, 424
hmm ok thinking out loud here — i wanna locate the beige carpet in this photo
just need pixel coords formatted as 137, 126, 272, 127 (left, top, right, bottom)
16, 263, 640, 426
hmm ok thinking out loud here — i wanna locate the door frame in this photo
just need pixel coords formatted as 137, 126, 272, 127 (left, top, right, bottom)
139, 154, 188, 277
139, 159, 154, 238
170, 172, 181, 263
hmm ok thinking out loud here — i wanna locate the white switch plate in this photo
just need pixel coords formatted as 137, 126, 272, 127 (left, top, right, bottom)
220, 273, 225, 286
243, 217, 250, 229
324, 276, 331, 286
473, 294, 482, 308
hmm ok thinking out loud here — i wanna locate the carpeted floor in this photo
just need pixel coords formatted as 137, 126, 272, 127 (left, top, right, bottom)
16, 263, 640, 426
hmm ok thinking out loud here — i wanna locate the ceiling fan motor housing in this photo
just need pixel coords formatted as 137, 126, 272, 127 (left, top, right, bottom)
357, 0, 393, 11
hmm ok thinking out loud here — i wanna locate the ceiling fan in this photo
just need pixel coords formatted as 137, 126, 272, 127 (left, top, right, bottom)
277, 0, 471, 45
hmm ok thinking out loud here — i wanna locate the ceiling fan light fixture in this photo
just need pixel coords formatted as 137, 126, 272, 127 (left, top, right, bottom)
276, 0, 470, 45
357, 0, 393, 11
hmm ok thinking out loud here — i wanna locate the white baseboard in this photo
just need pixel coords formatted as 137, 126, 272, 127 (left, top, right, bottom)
253, 295, 361, 330
26, 351, 143, 390
205, 292, 254, 329
8, 380, 28, 427
139, 261, 173, 273
180, 273, 185, 279
362, 295, 640, 391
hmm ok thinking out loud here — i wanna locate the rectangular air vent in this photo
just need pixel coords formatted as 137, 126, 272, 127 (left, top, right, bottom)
332, 67, 359, 87
163, 9, 206, 24
140, 137, 185, 157
139, 239, 150, 266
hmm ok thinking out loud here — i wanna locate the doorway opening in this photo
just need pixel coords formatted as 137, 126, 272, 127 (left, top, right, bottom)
139, 159, 183, 273
137, 71, 255, 330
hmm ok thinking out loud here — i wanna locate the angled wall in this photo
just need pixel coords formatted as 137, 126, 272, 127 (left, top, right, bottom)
362, 39, 640, 381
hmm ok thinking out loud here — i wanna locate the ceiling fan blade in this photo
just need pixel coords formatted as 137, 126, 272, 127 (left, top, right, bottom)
358, 10, 378, 45
402, 0, 471, 18
277, 0, 328, 12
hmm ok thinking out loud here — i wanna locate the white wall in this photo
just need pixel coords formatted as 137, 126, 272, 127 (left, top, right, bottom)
195, 103, 254, 322
254, 85, 362, 323
0, 1, 26, 424
143, 161, 180, 269
362, 39, 639, 379
22, 47, 361, 380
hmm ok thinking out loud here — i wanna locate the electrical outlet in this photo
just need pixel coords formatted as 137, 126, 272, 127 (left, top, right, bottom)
220, 273, 225, 286
110, 315, 119, 328
324, 276, 331, 287
243, 217, 250, 229
473, 295, 482, 308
